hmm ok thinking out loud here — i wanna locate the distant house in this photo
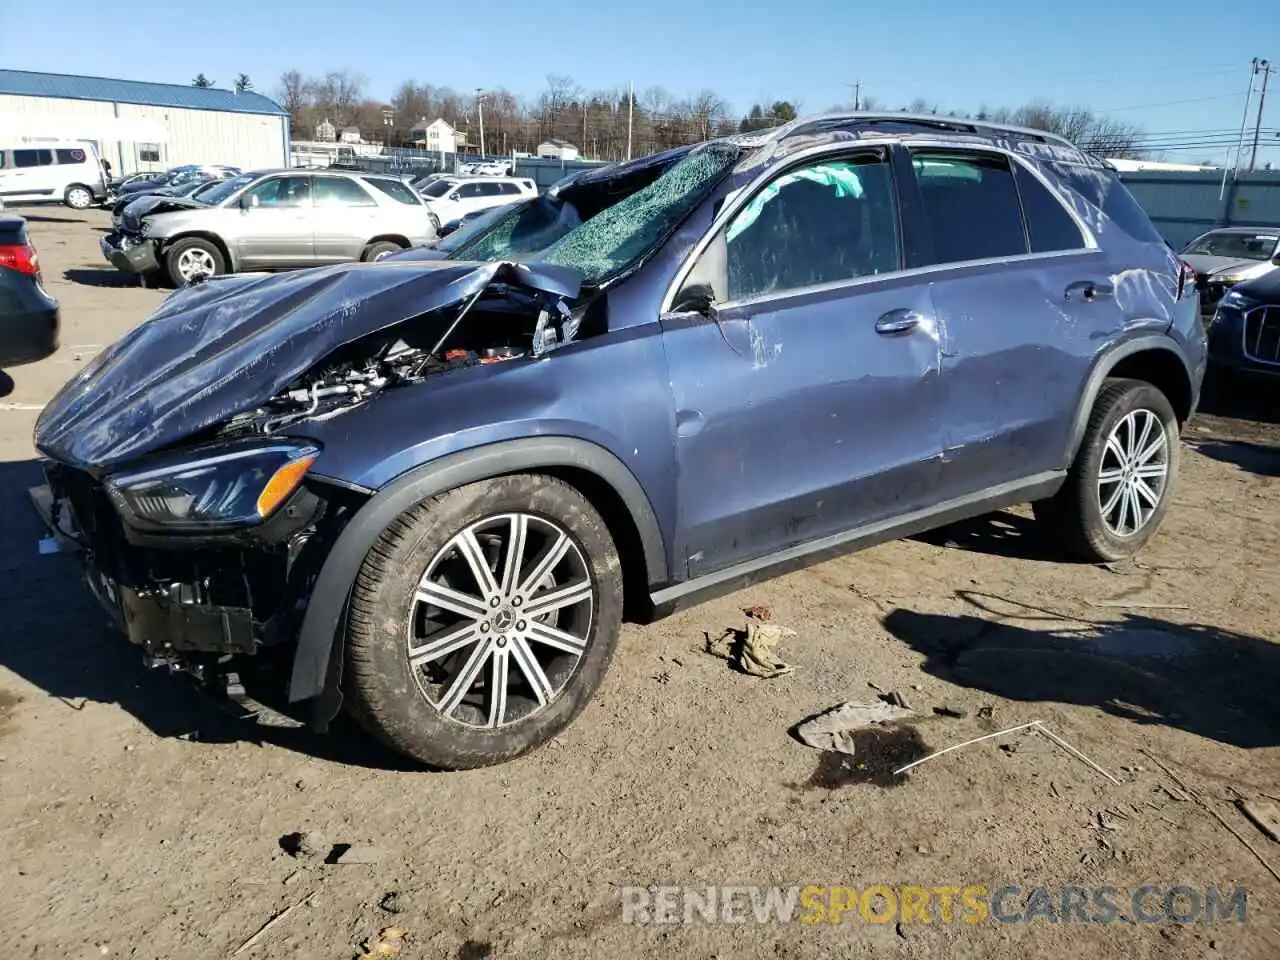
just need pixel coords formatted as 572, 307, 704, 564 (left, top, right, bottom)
536, 139, 579, 160
314, 118, 336, 142
339, 126, 362, 144
407, 117, 457, 154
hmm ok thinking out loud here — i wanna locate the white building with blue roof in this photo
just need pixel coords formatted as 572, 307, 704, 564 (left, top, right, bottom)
0, 69, 290, 176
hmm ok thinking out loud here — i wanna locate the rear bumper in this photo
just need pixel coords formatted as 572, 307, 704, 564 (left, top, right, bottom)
100, 232, 160, 275
0, 274, 59, 366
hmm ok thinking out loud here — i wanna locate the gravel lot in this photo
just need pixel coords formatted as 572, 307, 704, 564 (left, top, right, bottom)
3, 207, 1280, 960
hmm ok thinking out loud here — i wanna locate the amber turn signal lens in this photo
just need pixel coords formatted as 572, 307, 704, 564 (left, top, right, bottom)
256, 454, 317, 518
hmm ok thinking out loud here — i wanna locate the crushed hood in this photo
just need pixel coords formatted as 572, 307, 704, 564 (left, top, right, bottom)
34, 259, 580, 470
126, 193, 207, 221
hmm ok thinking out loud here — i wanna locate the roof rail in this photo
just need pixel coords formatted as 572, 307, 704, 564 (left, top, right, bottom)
780, 111, 1078, 149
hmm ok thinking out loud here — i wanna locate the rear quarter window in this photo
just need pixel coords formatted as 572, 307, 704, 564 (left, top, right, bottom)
55, 148, 87, 164
1048, 162, 1163, 244
366, 178, 422, 205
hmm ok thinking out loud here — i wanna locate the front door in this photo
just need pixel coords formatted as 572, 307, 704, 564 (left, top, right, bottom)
661, 149, 946, 578
902, 148, 1127, 497
311, 176, 380, 262
234, 174, 315, 268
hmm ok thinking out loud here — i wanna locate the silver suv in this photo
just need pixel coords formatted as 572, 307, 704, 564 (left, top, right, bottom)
101, 169, 438, 285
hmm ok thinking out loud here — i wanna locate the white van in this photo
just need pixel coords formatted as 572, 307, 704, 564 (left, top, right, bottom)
0, 141, 109, 210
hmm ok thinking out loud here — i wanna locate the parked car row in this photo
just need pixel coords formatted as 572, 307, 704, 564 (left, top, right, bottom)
100, 168, 438, 286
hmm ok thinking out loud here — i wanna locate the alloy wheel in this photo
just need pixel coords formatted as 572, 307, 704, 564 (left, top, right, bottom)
67, 187, 92, 209
177, 248, 216, 282
407, 513, 594, 728
1096, 408, 1169, 537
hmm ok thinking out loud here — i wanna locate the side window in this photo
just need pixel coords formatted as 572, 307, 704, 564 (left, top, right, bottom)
314, 177, 376, 207
0, 153, 7, 169
457, 183, 483, 199
913, 152, 1027, 263
478, 182, 504, 197
245, 176, 312, 208
365, 178, 421, 205
499, 182, 522, 195
55, 148, 86, 165
719, 154, 901, 301
14, 149, 52, 168
1013, 164, 1087, 253
1047, 162, 1165, 245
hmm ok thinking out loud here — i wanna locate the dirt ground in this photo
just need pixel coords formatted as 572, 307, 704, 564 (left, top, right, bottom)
3, 208, 1280, 960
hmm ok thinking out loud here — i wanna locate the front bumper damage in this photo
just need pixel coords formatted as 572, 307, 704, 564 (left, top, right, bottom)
100, 231, 160, 275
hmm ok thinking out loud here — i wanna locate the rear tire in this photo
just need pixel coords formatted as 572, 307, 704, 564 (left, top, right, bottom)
164, 237, 225, 286
344, 474, 623, 769
1034, 378, 1179, 562
362, 240, 404, 262
64, 185, 94, 210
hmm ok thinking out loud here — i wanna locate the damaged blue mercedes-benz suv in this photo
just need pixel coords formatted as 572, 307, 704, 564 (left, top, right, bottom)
33, 113, 1207, 768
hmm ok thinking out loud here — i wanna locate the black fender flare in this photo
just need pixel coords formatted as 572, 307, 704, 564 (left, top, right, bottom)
288, 436, 669, 709
1065, 335, 1193, 464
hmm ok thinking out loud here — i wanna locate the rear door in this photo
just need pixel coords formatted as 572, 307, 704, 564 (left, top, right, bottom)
233, 174, 314, 267
311, 176, 380, 262
903, 147, 1125, 498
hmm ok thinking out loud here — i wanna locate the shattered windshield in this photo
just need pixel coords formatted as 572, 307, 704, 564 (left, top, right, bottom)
445, 142, 742, 285
1183, 231, 1279, 262
538, 143, 741, 285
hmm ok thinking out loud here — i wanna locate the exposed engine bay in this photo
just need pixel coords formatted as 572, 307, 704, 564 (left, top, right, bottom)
215, 282, 594, 440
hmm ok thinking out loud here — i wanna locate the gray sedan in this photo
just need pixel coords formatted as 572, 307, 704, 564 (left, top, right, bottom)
101, 169, 438, 285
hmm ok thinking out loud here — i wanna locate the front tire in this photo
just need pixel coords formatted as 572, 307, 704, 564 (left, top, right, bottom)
164, 237, 225, 286
362, 240, 404, 262
344, 474, 623, 769
1034, 378, 1180, 562
64, 185, 94, 210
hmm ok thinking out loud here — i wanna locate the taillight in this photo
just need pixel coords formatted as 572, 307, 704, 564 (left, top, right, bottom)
1175, 259, 1197, 301
0, 242, 40, 278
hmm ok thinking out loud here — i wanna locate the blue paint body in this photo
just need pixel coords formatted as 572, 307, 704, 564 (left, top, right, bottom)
33, 115, 1208, 706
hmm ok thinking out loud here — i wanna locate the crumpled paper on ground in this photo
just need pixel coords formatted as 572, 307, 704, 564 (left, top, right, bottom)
707, 621, 797, 678
794, 700, 915, 754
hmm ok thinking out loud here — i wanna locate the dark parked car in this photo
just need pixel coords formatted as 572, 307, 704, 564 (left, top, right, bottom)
1205, 267, 1280, 384
0, 215, 59, 366
32, 113, 1205, 769
109, 178, 227, 229
112, 164, 240, 202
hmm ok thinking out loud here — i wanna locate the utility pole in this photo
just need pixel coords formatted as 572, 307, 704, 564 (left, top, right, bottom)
1249, 58, 1274, 171
476, 89, 486, 159
583, 99, 588, 157
1221, 59, 1257, 199
848, 81, 861, 110
626, 79, 634, 160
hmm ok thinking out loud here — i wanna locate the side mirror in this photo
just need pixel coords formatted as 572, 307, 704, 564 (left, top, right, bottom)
671, 282, 718, 319
239, 193, 259, 210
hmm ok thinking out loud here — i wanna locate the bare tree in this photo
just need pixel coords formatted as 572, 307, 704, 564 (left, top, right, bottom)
278, 70, 306, 128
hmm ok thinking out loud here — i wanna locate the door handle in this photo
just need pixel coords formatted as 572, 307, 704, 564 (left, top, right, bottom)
875, 309, 924, 335
1064, 280, 1114, 302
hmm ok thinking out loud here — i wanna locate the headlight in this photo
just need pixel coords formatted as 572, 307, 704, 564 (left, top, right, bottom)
139, 219, 154, 237
105, 441, 320, 532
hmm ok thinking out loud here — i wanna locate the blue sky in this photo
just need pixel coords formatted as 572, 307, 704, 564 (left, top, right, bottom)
3, 0, 1278, 166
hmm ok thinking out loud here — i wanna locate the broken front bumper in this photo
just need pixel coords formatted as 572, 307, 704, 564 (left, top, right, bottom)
100, 232, 160, 275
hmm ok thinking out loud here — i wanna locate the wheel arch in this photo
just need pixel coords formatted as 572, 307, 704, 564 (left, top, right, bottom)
1066, 337, 1195, 464
365, 234, 410, 253
290, 436, 669, 713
